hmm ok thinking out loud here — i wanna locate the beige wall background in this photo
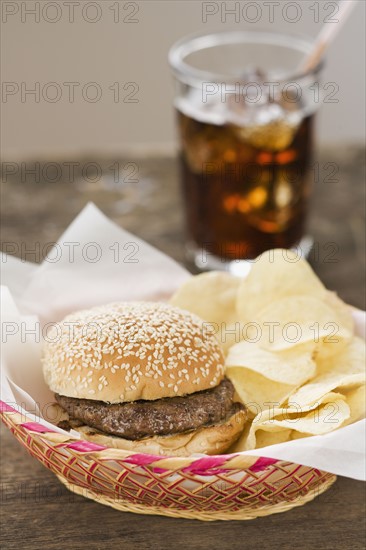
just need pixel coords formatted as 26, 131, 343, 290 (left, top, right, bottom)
1, 0, 365, 159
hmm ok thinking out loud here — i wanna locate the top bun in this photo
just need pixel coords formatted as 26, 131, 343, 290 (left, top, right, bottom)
42, 302, 225, 404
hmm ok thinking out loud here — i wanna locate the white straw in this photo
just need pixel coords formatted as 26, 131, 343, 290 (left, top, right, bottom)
299, 0, 358, 73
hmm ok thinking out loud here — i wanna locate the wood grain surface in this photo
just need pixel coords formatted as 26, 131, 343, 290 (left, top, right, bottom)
1, 148, 365, 549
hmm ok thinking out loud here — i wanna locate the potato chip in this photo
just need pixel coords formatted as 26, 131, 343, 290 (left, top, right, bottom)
217, 322, 244, 354
341, 384, 366, 425
324, 291, 355, 335
289, 431, 312, 441
254, 295, 352, 357
289, 337, 366, 407
229, 414, 292, 453
233, 422, 292, 452
249, 391, 343, 426
264, 386, 365, 443
254, 428, 293, 450
226, 340, 316, 386
317, 335, 365, 375
275, 391, 345, 418
268, 397, 350, 435
170, 271, 242, 354
170, 271, 240, 325
171, 247, 364, 454
227, 366, 296, 416
236, 249, 326, 322
234, 393, 350, 451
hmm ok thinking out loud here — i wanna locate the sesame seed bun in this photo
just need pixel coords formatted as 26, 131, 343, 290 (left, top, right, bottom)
42, 301, 225, 404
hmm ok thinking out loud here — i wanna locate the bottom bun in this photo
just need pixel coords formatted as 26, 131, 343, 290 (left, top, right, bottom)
50, 404, 246, 457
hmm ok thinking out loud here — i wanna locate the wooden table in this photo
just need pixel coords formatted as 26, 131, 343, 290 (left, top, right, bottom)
1, 149, 365, 549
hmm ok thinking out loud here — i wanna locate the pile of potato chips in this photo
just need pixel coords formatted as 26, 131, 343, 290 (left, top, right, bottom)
170, 249, 366, 452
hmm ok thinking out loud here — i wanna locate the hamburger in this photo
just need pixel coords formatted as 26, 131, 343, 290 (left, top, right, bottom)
42, 302, 247, 456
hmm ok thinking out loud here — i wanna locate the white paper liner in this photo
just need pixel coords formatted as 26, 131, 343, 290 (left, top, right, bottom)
1, 203, 365, 480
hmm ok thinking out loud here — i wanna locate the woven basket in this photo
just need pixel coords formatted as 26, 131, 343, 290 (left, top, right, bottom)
0, 401, 336, 521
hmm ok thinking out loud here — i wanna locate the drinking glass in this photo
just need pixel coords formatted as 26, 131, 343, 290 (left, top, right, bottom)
169, 30, 323, 274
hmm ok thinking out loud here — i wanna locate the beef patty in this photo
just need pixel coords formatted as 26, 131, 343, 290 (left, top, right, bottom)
55, 377, 245, 440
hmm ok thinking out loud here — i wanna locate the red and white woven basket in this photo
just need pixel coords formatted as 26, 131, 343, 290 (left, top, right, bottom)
0, 400, 336, 521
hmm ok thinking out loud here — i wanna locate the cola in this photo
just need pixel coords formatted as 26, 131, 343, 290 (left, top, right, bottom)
176, 88, 314, 261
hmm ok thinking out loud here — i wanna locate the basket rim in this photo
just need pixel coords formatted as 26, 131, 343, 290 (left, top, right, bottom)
1, 401, 339, 521
1, 399, 339, 476
1, 399, 298, 473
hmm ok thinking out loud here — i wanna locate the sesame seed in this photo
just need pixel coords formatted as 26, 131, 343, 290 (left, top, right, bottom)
41, 301, 225, 401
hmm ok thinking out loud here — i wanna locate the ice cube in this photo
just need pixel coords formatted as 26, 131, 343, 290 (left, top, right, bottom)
229, 101, 302, 152
225, 66, 303, 152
